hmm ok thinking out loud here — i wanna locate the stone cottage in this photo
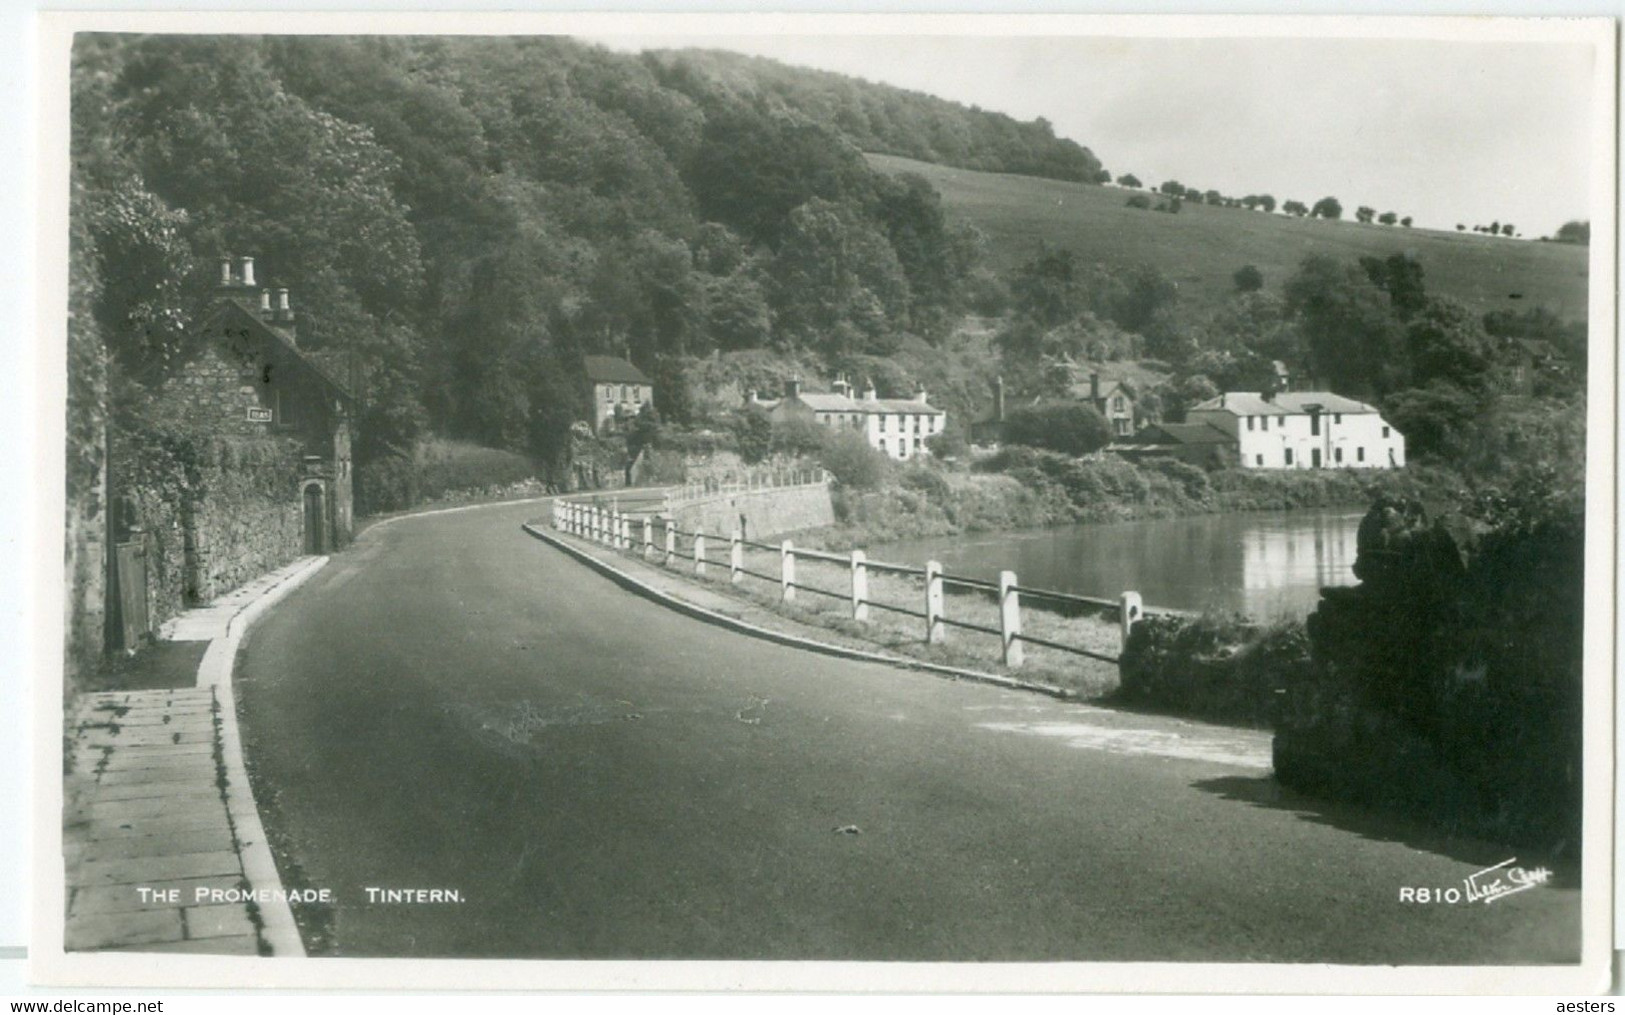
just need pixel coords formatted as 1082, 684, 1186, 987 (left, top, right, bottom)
102, 255, 355, 652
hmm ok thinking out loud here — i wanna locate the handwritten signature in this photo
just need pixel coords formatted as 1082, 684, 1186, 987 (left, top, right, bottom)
1463, 858, 1553, 904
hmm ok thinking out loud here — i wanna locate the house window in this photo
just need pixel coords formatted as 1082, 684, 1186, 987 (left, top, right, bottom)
1247, 416, 1255, 431
1334, 447, 1343, 463
1357, 447, 1366, 462
1382, 426, 1390, 438
1284, 448, 1294, 466
1255, 454, 1263, 466
1113, 395, 1125, 413
1334, 413, 1342, 424
604, 386, 613, 403
1310, 414, 1321, 437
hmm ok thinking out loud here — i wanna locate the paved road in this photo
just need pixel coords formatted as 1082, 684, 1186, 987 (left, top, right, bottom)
235, 501, 1579, 962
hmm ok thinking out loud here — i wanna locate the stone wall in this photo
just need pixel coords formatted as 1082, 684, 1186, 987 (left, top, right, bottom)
188, 439, 304, 602
64, 204, 107, 693
671, 483, 835, 542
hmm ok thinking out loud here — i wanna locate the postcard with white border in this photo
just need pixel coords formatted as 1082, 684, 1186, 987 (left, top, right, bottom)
31, 10, 1616, 994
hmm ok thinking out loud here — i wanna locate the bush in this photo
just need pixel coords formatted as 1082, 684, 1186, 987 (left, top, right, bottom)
1118, 614, 1309, 726
1276, 498, 1583, 852
357, 454, 416, 515
818, 429, 890, 490
1004, 402, 1112, 455
414, 439, 537, 501
1125, 194, 1152, 210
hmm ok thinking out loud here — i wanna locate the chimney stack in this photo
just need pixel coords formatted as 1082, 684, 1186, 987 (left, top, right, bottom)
219, 256, 234, 287
259, 289, 272, 315
239, 256, 256, 288
746, 389, 758, 406
1090, 372, 1101, 402
786, 376, 801, 400
863, 378, 877, 402
914, 384, 928, 404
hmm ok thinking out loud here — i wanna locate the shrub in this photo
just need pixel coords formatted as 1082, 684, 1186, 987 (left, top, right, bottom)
1004, 402, 1112, 456
1125, 194, 1152, 210
1118, 613, 1308, 726
357, 454, 416, 515
818, 429, 890, 490
414, 439, 537, 501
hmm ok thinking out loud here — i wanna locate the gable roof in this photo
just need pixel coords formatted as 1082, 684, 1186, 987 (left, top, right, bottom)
1189, 391, 1378, 416
794, 391, 945, 416
201, 299, 354, 403
1136, 422, 1235, 445
583, 355, 651, 385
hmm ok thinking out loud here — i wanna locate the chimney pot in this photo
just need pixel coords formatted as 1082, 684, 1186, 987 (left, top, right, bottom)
786, 376, 801, 400
276, 288, 290, 313
259, 289, 272, 314
1090, 372, 1101, 401
239, 256, 256, 288
219, 257, 234, 286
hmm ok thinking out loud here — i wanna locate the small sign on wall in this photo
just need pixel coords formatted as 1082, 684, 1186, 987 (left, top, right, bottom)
246, 407, 274, 423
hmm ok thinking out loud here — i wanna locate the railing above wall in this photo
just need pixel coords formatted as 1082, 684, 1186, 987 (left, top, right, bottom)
664, 468, 830, 512
547, 493, 1188, 671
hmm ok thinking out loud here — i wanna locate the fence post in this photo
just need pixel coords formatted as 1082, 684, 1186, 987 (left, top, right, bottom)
694, 533, 706, 576
642, 517, 654, 560
999, 570, 1023, 668
619, 515, 631, 551
781, 540, 796, 602
925, 560, 945, 644
1119, 591, 1143, 645
589, 506, 599, 543
850, 551, 868, 622
612, 510, 624, 548
730, 529, 743, 584
664, 523, 676, 567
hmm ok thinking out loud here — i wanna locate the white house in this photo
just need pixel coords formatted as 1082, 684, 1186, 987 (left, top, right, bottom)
749, 375, 946, 461
1186, 391, 1405, 470
584, 356, 654, 433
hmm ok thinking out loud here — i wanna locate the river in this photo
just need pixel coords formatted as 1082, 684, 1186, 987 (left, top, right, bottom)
866, 509, 1366, 619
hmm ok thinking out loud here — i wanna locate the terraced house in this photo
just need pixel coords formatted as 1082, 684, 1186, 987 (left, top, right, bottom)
748, 375, 947, 460
1186, 391, 1406, 470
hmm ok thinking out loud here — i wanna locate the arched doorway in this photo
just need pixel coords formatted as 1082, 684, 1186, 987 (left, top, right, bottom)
303, 483, 326, 554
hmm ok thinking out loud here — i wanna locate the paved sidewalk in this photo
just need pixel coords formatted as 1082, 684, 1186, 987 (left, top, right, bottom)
64, 556, 322, 954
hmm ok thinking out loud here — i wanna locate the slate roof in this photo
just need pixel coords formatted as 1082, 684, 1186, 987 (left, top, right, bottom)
1189, 391, 1378, 416
583, 355, 652, 385
795, 392, 945, 416
1136, 422, 1235, 444
203, 299, 353, 402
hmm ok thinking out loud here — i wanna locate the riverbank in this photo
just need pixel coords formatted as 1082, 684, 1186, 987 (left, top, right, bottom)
800, 451, 1464, 550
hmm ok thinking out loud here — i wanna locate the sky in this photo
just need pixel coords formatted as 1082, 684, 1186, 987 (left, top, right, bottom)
586, 30, 1599, 236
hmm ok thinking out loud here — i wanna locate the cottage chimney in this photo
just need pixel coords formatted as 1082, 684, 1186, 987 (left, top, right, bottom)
863, 378, 878, 402
239, 256, 256, 288
786, 376, 801, 400
832, 374, 850, 398
914, 384, 928, 404
219, 256, 234, 287
993, 375, 1005, 422
276, 288, 292, 317
746, 389, 758, 406
1090, 372, 1101, 401
259, 289, 272, 315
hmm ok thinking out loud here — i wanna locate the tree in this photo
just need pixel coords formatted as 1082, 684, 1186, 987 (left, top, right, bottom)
1402, 216, 1413, 228
1116, 173, 1142, 189
1501, 223, 1515, 237
1555, 220, 1590, 245
1204, 190, 1223, 205
1125, 194, 1152, 210
1359, 252, 1428, 319
1381, 381, 1478, 460
1284, 255, 1405, 397
1257, 195, 1276, 213
1158, 180, 1185, 197
1283, 200, 1308, 217
731, 407, 773, 464
1232, 264, 1265, 293
1378, 211, 1398, 226
1457, 224, 1466, 231
1356, 206, 1376, 224
1003, 402, 1112, 455
1311, 196, 1343, 220
1405, 298, 1492, 391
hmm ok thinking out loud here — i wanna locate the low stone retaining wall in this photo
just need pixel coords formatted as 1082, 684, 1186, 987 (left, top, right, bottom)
671, 483, 835, 542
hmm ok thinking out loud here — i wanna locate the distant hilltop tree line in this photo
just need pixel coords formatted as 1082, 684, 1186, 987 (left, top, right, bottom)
1116, 179, 1415, 228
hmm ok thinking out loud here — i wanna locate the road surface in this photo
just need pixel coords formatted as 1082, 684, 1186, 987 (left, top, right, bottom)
233, 500, 1580, 962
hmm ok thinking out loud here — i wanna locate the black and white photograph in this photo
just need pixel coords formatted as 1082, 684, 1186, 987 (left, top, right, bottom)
28, 10, 1615, 994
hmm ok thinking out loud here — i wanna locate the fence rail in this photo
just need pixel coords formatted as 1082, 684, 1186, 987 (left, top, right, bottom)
548, 493, 1182, 671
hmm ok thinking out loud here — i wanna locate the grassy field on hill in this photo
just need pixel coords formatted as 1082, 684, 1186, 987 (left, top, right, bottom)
868, 153, 1589, 324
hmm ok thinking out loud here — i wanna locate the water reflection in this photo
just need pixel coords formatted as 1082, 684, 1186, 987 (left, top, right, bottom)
867, 510, 1364, 619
